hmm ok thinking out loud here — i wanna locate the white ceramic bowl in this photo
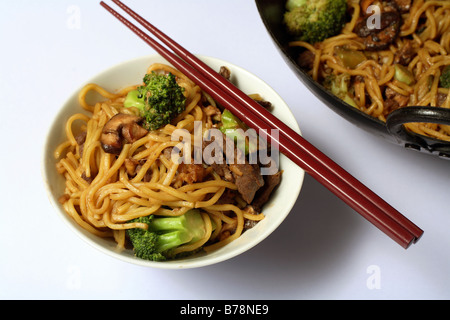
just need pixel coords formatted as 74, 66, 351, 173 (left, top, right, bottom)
42, 54, 304, 269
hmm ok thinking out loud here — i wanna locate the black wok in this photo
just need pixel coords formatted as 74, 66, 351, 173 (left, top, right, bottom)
255, 0, 450, 159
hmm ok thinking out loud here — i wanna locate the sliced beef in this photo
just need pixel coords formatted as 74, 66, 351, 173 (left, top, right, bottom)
75, 131, 87, 145
81, 172, 94, 184
251, 171, 282, 212
216, 189, 238, 205
229, 163, 265, 204
384, 86, 410, 112
244, 219, 259, 230
202, 132, 265, 203
255, 99, 273, 110
224, 133, 264, 204
394, 40, 416, 66
139, 164, 153, 182
163, 146, 175, 161
203, 135, 234, 181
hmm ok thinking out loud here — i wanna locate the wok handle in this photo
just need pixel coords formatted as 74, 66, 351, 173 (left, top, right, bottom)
386, 106, 450, 157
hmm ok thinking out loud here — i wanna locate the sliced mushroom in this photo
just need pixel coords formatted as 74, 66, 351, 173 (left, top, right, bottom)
354, 2, 401, 51
101, 113, 148, 154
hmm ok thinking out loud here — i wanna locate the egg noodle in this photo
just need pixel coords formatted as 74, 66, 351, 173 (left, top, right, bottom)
54, 63, 266, 256
289, 0, 450, 141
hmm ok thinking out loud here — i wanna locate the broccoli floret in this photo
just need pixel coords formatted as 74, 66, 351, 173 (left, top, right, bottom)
284, 0, 347, 44
440, 65, 450, 88
126, 209, 207, 261
124, 72, 186, 131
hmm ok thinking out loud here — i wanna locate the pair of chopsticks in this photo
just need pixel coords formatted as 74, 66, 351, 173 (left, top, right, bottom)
100, 0, 424, 248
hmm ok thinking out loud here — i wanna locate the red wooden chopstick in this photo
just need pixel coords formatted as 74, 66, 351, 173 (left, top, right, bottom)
99, 1, 424, 248
107, 0, 424, 244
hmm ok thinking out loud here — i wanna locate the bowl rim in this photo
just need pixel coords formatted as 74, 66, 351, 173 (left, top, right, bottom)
41, 53, 305, 269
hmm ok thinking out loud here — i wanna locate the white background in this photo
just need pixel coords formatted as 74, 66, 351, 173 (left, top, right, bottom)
1, 0, 449, 300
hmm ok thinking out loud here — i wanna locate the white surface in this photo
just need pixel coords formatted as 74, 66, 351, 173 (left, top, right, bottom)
1, 0, 449, 300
